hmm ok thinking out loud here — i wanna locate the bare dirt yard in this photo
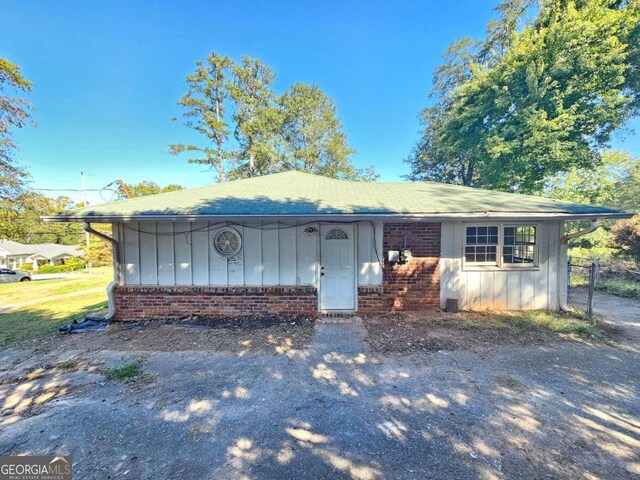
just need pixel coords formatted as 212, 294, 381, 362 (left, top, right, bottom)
0, 293, 638, 479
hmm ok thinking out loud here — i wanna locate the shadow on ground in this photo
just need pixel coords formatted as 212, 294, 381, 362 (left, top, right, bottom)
0, 298, 638, 479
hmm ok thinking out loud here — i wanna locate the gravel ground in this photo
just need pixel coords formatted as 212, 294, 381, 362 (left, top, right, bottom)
0, 295, 638, 479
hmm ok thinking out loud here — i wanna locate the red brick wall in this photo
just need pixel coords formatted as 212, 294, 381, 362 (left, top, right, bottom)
379, 222, 441, 312
113, 285, 317, 320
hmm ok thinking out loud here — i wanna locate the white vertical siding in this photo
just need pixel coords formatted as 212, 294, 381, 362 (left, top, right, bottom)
440, 220, 563, 311
547, 221, 561, 310
191, 221, 209, 285
156, 222, 175, 285
356, 221, 383, 285
123, 221, 140, 285
296, 225, 317, 285
262, 227, 279, 285
139, 222, 158, 285
243, 223, 262, 285
174, 224, 192, 285
120, 220, 382, 288
227, 225, 244, 286
278, 224, 297, 285
208, 224, 228, 285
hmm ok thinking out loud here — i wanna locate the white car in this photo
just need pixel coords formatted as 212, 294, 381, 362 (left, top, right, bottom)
0, 268, 32, 283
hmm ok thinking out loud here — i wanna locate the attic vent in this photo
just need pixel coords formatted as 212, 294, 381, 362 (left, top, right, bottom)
212, 228, 242, 257
325, 228, 349, 240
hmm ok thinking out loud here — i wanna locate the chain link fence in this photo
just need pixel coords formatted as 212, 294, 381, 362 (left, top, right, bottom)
567, 256, 598, 317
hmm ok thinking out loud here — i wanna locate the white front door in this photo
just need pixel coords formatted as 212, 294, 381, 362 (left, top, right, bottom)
320, 224, 355, 311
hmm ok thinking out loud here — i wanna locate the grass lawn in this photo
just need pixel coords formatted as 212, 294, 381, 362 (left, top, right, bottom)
597, 277, 640, 300
441, 310, 611, 343
0, 268, 112, 347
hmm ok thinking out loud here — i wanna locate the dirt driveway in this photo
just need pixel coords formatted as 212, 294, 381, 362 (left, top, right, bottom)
0, 297, 639, 479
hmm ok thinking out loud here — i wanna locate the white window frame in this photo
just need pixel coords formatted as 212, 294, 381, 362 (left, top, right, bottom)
463, 223, 540, 271
463, 224, 500, 266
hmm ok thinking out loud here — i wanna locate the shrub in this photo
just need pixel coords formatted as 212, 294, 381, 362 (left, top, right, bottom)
611, 214, 640, 259
37, 264, 57, 273
35, 257, 86, 274
66, 257, 87, 270
19, 263, 33, 271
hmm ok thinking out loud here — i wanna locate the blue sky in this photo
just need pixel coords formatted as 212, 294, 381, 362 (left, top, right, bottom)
1, 0, 638, 205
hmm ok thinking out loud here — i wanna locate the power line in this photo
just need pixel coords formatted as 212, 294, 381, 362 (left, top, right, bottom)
32, 188, 114, 192
25, 159, 101, 178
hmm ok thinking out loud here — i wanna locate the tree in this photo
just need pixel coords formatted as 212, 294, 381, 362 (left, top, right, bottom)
0, 57, 33, 200
278, 83, 378, 180
545, 151, 637, 207
125, 181, 184, 198
616, 161, 640, 212
611, 215, 640, 259
170, 52, 233, 182
227, 56, 282, 179
544, 150, 639, 258
0, 193, 83, 244
171, 53, 377, 182
80, 223, 113, 267
408, 0, 640, 193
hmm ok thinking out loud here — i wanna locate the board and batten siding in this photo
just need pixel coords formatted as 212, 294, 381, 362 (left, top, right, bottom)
440, 220, 563, 311
116, 220, 383, 287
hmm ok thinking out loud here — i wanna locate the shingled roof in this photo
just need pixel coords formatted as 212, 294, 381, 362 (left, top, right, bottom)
44, 171, 629, 222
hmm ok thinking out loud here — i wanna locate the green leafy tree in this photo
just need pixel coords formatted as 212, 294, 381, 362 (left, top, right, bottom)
544, 150, 639, 258
227, 56, 282, 179
171, 53, 377, 182
125, 181, 184, 198
611, 215, 640, 259
0, 193, 83, 244
545, 151, 637, 207
80, 223, 113, 267
0, 57, 33, 200
279, 83, 377, 180
170, 52, 234, 182
616, 162, 640, 212
408, 0, 640, 193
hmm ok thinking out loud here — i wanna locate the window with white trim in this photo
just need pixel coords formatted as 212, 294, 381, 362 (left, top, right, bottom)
464, 224, 538, 268
464, 226, 499, 264
503, 226, 536, 264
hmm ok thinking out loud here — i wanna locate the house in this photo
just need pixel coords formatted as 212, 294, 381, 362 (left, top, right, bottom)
43, 171, 630, 320
0, 240, 82, 270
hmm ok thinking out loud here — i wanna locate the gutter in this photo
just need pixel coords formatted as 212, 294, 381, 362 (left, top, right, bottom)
82, 222, 120, 321
559, 219, 600, 312
42, 211, 634, 223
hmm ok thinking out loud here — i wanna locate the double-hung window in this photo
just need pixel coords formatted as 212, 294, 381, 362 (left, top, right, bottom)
503, 226, 536, 265
465, 226, 499, 265
464, 224, 538, 269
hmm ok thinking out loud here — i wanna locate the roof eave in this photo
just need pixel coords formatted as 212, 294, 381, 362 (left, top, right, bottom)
42, 211, 634, 223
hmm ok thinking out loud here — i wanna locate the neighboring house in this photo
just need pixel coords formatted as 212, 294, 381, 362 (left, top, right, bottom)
0, 240, 82, 270
43, 171, 630, 319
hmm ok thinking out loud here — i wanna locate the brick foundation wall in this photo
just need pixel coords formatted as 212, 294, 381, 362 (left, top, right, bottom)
368, 222, 441, 312
114, 285, 317, 320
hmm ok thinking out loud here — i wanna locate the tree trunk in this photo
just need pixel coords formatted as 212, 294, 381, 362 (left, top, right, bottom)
215, 100, 225, 182
463, 159, 475, 186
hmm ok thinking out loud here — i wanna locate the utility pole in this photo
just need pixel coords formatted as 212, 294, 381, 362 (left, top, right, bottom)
81, 172, 91, 272
117, 178, 131, 199
81, 171, 87, 206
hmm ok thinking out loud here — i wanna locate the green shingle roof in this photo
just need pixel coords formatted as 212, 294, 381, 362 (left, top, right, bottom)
46, 171, 627, 220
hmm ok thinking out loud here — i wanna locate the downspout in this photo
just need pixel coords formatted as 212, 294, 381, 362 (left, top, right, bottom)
559, 220, 600, 312
82, 222, 120, 321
